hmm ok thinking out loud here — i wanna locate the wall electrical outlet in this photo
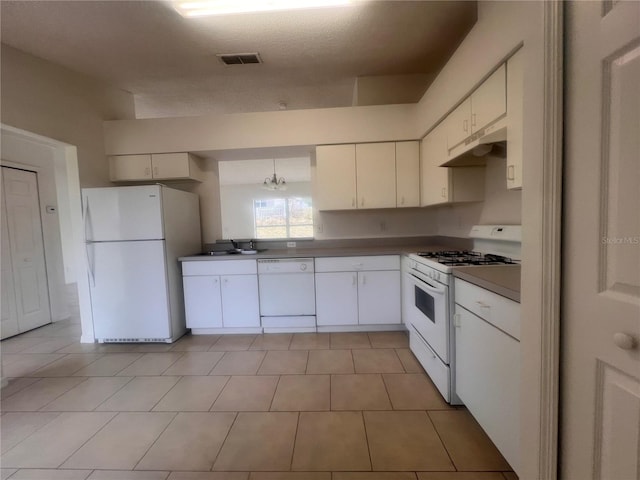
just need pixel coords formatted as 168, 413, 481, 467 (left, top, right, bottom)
287, 241, 297, 248
380, 221, 387, 231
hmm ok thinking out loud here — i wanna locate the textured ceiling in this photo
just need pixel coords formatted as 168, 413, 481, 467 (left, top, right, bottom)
0, 0, 476, 118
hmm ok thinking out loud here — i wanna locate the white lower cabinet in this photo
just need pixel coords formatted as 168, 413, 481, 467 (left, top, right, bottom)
454, 278, 520, 472
315, 272, 359, 326
182, 260, 260, 330
315, 256, 401, 327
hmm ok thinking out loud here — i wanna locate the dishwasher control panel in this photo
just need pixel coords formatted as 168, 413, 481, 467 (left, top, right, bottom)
257, 258, 315, 274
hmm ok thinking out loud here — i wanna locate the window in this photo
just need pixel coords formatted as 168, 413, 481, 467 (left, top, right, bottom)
254, 197, 313, 239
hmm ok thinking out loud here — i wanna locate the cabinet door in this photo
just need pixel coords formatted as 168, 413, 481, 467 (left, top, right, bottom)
221, 274, 260, 328
183, 276, 223, 328
109, 155, 152, 181
445, 98, 472, 149
355, 143, 396, 209
151, 153, 190, 179
315, 145, 357, 210
471, 64, 507, 133
455, 305, 520, 471
395, 141, 420, 207
357, 270, 401, 324
506, 50, 523, 190
315, 272, 358, 326
421, 125, 451, 207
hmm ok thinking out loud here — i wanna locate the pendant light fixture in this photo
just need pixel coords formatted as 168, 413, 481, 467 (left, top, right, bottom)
263, 159, 287, 190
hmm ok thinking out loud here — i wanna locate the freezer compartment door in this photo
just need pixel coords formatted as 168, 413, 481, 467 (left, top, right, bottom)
89, 240, 171, 341
83, 186, 163, 241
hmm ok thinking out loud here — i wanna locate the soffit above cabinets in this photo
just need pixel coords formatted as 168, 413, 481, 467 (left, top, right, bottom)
0, 1, 476, 118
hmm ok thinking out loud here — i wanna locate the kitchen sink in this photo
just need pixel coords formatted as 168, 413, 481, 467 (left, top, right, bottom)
200, 249, 265, 256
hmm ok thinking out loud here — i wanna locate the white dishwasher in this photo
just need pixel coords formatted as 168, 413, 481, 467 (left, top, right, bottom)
257, 258, 316, 332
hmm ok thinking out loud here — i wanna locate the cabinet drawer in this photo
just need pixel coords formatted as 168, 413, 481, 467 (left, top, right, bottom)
409, 328, 451, 403
454, 278, 520, 340
182, 259, 257, 276
315, 255, 400, 272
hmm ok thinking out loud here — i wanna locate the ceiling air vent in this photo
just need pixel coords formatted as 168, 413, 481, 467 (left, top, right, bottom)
217, 53, 262, 65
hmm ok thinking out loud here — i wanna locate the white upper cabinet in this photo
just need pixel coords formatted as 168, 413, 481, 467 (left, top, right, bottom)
445, 98, 473, 150
110, 153, 203, 182
110, 154, 153, 181
445, 64, 507, 151
470, 64, 507, 134
421, 123, 485, 207
506, 49, 524, 190
355, 142, 396, 209
315, 144, 357, 210
421, 124, 450, 207
395, 141, 420, 207
316, 141, 420, 211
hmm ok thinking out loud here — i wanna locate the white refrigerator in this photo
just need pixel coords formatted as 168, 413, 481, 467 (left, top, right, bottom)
83, 185, 201, 343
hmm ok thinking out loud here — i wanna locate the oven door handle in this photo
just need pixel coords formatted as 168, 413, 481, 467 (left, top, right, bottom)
407, 272, 446, 296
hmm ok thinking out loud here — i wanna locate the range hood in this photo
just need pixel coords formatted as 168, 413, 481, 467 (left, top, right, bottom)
441, 116, 507, 167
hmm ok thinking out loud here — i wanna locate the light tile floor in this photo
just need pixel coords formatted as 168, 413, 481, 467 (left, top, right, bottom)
1, 319, 517, 479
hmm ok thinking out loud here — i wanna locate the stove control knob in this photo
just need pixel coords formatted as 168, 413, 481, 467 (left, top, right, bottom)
300, 263, 307, 271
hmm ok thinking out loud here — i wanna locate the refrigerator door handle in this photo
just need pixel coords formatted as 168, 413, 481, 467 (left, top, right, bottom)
86, 242, 96, 287
83, 198, 96, 286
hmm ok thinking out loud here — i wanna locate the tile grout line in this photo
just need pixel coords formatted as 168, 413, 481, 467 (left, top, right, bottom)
52, 410, 119, 469
131, 410, 179, 471
98, 352, 144, 377
204, 351, 225, 375
379, 372, 396, 410
359, 410, 374, 472
268, 375, 283, 412
425, 409, 458, 472
288, 411, 301, 472
89, 376, 136, 412
147, 376, 182, 412
208, 375, 233, 412
209, 411, 239, 471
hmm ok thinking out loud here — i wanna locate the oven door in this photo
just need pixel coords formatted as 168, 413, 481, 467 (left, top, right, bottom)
404, 271, 449, 363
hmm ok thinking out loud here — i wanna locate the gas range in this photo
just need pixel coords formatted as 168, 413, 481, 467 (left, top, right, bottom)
409, 250, 519, 274
403, 225, 522, 405
408, 225, 522, 276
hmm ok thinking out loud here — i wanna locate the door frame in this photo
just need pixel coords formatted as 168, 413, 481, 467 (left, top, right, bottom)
0, 124, 95, 342
521, 1, 563, 479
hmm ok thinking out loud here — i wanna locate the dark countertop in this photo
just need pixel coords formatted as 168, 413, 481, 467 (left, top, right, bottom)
179, 244, 456, 262
453, 265, 521, 303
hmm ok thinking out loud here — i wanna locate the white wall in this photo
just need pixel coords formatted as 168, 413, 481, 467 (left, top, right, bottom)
103, 104, 418, 155
1, 44, 135, 187
316, 207, 439, 240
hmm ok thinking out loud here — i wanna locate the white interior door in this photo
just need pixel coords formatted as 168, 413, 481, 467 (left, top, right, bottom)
1, 170, 19, 339
563, 2, 640, 479
1, 167, 51, 334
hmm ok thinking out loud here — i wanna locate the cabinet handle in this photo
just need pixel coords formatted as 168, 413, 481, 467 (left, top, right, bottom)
361, 197, 365, 207
475, 300, 491, 309
463, 119, 468, 133
613, 333, 636, 351
352, 197, 355, 207
145, 167, 150, 176
352, 274, 357, 286
361, 274, 366, 285
441, 187, 447, 198
400, 196, 405, 205
213, 278, 218, 284
453, 313, 461, 328
507, 165, 515, 181
471, 113, 477, 128
153, 166, 158, 177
